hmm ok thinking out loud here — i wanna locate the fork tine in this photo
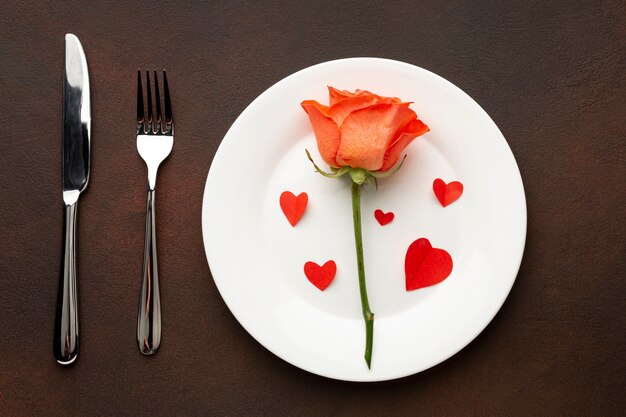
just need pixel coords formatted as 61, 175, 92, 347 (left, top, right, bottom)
153, 70, 162, 132
137, 70, 145, 132
146, 70, 153, 132
163, 70, 173, 130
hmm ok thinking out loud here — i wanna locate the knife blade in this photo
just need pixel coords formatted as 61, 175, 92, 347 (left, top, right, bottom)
54, 33, 90, 365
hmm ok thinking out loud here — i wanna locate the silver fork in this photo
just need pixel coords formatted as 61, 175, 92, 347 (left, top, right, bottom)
136, 70, 173, 355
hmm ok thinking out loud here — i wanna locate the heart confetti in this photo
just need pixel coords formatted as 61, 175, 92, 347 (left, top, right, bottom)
405, 238, 453, 291
433, 178, 463, 207
374, 209, 394, 226
280, 191, 308, 226
304, 260, 337, 291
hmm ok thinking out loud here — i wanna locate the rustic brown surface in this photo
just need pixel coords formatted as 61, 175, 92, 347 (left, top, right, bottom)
0, 0, 624, 415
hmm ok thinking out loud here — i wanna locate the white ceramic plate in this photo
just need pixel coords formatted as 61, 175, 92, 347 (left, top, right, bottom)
202, 58, 526, 382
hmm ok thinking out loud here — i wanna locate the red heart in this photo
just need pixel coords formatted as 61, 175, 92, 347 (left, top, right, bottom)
374, 209, 394, 226
280, 191, 308, 226
405, 238, 453, 291
433, 178, 463, 207
304, 260, 336, 291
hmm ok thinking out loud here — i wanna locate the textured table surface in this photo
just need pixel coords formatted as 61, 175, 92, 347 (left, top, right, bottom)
0, 0, 624, 415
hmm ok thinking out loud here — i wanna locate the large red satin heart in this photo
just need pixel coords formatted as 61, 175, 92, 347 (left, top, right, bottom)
280, 191, 308, 226
433, 178, 463, 207
374, 209, 394, 226
405, 238, 453, 291
304, 260, 336, 291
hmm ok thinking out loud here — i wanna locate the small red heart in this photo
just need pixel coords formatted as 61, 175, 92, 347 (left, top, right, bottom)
433, 178, 463, 207
405, 238, 453, 291
374, 209, 394, 226
280, 191, 308, 226
304, 260, 336, 291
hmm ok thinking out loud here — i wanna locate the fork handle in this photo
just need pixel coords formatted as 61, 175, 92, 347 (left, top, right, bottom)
54, 201, 79, 365
137, 189, 161, 355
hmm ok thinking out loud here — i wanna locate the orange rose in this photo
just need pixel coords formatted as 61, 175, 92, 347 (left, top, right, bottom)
301, 87, 429, 172
300, 87, 431, 369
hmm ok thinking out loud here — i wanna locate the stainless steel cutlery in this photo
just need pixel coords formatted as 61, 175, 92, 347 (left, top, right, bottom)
53, 35, 174, 362
54, 34, 91, 365
136, 70, 174, 355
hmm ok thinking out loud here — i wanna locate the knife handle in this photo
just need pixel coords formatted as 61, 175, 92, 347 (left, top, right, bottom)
54, 201, 79, 365
137, 189, 161, 355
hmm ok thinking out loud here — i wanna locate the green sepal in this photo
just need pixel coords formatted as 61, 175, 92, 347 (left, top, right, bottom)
370, 155, 407, 179
305, 149, 350, 178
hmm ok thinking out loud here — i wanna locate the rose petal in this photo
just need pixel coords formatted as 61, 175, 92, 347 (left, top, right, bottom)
378, 96, 403, 104
328, 87, 358, 105
328, 86, 404, 104
380, 118, 429, 172
327, 96, 413, 128
337, 103, 419, 171
328, 95, 380, 126
301, 100, 341, 167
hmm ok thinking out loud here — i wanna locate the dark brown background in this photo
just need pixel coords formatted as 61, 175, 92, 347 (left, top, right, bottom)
1, 0, 624, 415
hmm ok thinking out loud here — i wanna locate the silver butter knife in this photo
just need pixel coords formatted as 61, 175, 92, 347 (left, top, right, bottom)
53, 33, 90, 365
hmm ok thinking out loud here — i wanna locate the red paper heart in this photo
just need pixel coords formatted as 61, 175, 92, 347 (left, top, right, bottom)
374, 209, 394, 226
405, 238, 453, 291
280, 191, 308, 226
433, 178, 463, 207
304, 260, 336, 291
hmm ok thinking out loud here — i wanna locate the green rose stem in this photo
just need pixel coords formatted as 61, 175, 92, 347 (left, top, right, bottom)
351, 180, 374, 369
305, 150, 407, 369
